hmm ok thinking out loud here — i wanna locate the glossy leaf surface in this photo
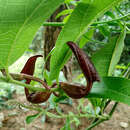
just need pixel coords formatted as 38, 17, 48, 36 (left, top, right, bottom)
87, 77, 130, 106
0, 0, 64, 69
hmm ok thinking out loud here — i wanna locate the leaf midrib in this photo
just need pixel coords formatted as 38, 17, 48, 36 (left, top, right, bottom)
6, 0, 46, 66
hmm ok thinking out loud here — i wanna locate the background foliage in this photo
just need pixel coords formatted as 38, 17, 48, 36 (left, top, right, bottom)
0, 0, 129, 129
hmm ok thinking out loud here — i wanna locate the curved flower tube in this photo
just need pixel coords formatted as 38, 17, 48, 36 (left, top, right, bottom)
21, 55, 51, 104
59, 41, 100, 99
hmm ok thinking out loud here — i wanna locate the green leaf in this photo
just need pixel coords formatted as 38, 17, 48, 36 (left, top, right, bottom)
87, 77, 130, 106
61, 117, 71, 130
65, 0, 75, 4
79, 29, 94, 48
54, 95, 68, 103
50, 0, 123, 80
105, 11, 116, 19
0, 0, 64, 69
73, 117, 80, 127
26, 113, 42, 124
98, 25, 110, 37
88, 98, 102, 109
92, 28, 126, 76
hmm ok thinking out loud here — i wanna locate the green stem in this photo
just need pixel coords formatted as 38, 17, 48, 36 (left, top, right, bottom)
55, 105, 64, 116
126, 22, 130, 26
10, 79, 47, 92
43, 22, 65, 27
46, 112, 108, 119
86, 119, 105, 130
126, 26, 130, 32
114, 6, 130, 31
9, 100, 108, 120
92, 13, 130, 25
9, 100, 42, 112
0, 69, 59, 92
92, 99, 111, 124
115, 6, 125, 16
0, 76, 58, 92
42, 14, 129, 27
121, 63, 130, 77
123, 67, 130, 78
87, 102, 118, 130
109, 102, 118, 117
5, 68, 13, 80
66, 3, 70, 10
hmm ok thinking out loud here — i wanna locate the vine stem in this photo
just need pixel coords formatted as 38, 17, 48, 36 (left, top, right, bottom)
92, 13, 129, 25
43, 22, 64, 27
86, 119, 105, 130
0, 74, 58, 93
1, 69, 49, 89
86, 102, 118, 130
42, 14, 129, 27
8, 100, 109, 120
46, 113, 108, 119
10, 73, 49, 89
92, 99, 111, 123
8, 100, 42, 112
109, 102, 118, 117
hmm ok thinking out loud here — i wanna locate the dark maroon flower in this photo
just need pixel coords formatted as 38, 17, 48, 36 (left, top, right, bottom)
60, 41, 100, 99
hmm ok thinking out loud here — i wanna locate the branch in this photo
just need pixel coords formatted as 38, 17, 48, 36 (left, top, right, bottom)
0, 71, 58, 93
1, 69, 49, 89
0, 76, 49, 92
92, 13, 130, 25
10, 73, 49, 90
87, 102, 118, 130
42, 13, 130, 27
43, 22, 64, 26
